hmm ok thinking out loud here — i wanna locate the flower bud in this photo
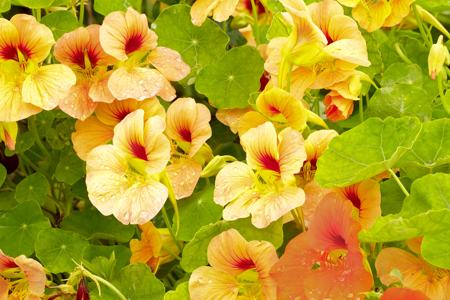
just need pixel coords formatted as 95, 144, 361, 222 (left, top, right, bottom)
324, 91, 354, 122
76, 278, 90, 300
200, 155, 236, 178
0, 122, 18, 151
428, 35, 450, 80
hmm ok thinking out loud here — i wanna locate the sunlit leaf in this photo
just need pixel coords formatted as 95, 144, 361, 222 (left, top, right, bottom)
41, 11, 79, 40
164, 282, 189, 300
93, 0, 143, 16
421, 231, 450, 269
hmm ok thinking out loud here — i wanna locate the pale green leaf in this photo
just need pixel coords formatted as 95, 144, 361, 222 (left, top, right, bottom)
41, 11, 79, 40
93, 0, 142, 16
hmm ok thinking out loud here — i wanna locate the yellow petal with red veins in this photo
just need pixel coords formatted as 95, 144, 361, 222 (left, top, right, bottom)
71, 115, 114, 160
99, 7, 158, 61
189, 266, 240, 299
108, 67, 164, 100
278, 127, 307, 178
352, 0, 391, 32
148, 47, 191, 81
10, 14, 54, 63
59, 80, 97, 120
251, 185, 305, 228
86, 144, 169, 225
166, 97, 212, 156
214, 161, 256, 206
0, 18, 19, 61
324, 90, 355, 121
166, 158, 202, 199
22, 64, 76, 110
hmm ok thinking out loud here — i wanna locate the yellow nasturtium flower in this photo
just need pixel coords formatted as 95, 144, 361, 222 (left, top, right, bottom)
0, 14, 76, 122
214, 122, 306, 228
0, 122, 18, 151
99, 8, 190, 101
86, 109, 171, 225
189, 229, 279, 299
54, 25, 117, 120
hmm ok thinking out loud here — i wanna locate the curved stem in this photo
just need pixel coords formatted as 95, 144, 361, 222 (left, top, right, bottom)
161, 206, 183, 253
250, 0, 260, 45
412, 4, 432, 48
394, 43, 413, 64
161, 172, 180, 235
388, 168, 409, 197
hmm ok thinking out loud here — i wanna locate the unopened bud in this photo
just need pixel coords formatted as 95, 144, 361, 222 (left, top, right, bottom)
200, 155, 236, 178
0, 122, 18, 151
76, 278, 90, 300
428, 35, 450, 80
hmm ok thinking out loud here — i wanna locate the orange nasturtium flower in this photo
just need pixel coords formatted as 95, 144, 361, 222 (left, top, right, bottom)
376, 247, 450, 300
214, 121, 306, 228
324, 90, 355, 121
130, 222, 180, 272
86, 109, 171, 225
337, 0, 415, 32
72, 98, 165, 160
190, 0, 240, 26
0, 14, 76, 122
271, 193, 373, 299
0, 250, 46, 300
381, 287, 430, 300
189, 229, 278, 299
54, 25, 117, 120
99, 7, 190, 101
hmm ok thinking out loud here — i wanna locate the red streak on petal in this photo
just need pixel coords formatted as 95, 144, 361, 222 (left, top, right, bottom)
343, 186, 361, 210
324, 31, 334, 45
0, 44, 18, 60
268, 104, 281, 114
0, 257, 17, 269
125, 33, 144, 55
325, 226, 348, 250
71, 48, 100, 69
130, 140, 148, 161
235, 258, 256, 271
179, 128, 192, 143
114, 108, 132, 122
259, 153, 280, 173
243, 0, 265, 14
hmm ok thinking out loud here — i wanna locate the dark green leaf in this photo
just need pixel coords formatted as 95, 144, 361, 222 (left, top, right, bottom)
15, 173, 49, 205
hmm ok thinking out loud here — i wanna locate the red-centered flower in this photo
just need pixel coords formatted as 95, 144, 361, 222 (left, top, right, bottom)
324, 90, 355, 121
271, 193, 373, 299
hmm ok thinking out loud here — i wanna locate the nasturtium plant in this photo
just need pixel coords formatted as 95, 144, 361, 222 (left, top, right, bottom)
0, 0, 449, 299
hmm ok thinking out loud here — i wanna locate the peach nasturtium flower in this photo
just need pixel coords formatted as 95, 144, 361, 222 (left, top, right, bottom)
376, 247, 450, 300
0, 250, 46, 300
130, 222, 180, 272
190, 0, 240, 26
86, 109, 171, 225
271, 193, 373, 299
99, 8, 190, 101
0, 14, 76, 122
381, 287, 430, 300
72, 98, 165, 160
189, 229, 278, 299
324, 90, 355, 121
214, 122, 306, 228
54, 25, 117, 120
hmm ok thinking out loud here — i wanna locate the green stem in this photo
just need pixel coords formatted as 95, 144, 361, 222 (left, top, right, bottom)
161, 172, 180, 235
29, 116, 49, 157
394, 43, 413, 64
79, 0, 85, 25
438, 71, 446, 100
19, 153, 39, 171
88, 273, 126, 300
359, 96, 364, 123
36, 9, 41, 22
161, 206, 183, 253
412, 4, 432, 48
388, 168, 409, 197
250, 0, 260, 45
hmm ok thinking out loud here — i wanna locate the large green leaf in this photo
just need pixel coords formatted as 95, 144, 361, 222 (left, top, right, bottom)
176, 185, 223, 241
93, 0, 142, 16
0, 0, 10, 13
35, 228, 89, 273
196, 46, 264, 109
61, 207, 135, 243
164, 282, 189, 300
398, 119, 450, 176
55, 149, 85, 185
180, 218, 283, 272
380, 63, 423, 87
315, 117, 422, 188
12, 0, 53, 8
15, 172, 50, 205
421, 231, 450, 269
366, 85, 431, 120
0, 201, 50, 256
154, 4, 229, 77
360, 173, 450, 243
41, 11, 79, 40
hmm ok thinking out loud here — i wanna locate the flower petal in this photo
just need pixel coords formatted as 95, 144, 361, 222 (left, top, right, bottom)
212, 0, 240, 23
71, 115, 114, 160
278, 127, 306, 178
59, 80, 97, 120
383, 0, 414, 27
191, 0, 220, 26
352, 0, 391, 32
381, 287, 430, 300
22, 64, 76, 110
216, 108, 252, 134
0, 18, 20, 61
88, 70, 116, 103
108, 67, 164, 100
166, 158, 202, 199
189, 266, 239, 299
148, 47, 190, 81
14, 255, 46, 297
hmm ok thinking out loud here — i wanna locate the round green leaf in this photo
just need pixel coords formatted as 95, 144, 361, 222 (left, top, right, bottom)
55, 149, 85, 185
35, 228, 89, 273
154, 4, 229, 77
316, 117, 422, 188
41, 11, 79, 40
15, 172, 49, 205
164, 282, 189, 300
196, 46, 264, 109
93, 0, 142, 16
0, 201, 50, 256
422, 231, 450, 269
176, 185, 223, 241
12, 0, 53, 8
14, 131, 35, 153
380, 63, 423, 87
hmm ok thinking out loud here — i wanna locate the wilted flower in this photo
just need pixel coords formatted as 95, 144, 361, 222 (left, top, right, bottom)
189, 229, 278, 299
0, 14, 76, 121
86, 109, 171, 224
0, 250, 46, 300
